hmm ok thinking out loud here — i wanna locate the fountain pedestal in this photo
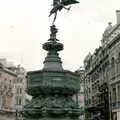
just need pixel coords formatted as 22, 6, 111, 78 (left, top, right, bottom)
23, 25, 80, 120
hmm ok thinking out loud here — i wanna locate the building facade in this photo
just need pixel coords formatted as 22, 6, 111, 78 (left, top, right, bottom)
0, 63, 17, 120
84, 10, 120, 120
74, 68, 85, 120
0, 59, 27, 120
8, 65, 27, 120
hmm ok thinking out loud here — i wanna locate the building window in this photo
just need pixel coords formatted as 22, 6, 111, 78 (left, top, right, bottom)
17, 88, 19, 94
18, 99, 22, 105
111, 57, 115, 76
118, 86, 120, 101
118, 52, 120, 63
112, 112, 117, 120
17, 88, 22, 94
111, 57, 115, 67
112, 88, 116, 103
16, 97, 22, 105
19, 88, 22, 94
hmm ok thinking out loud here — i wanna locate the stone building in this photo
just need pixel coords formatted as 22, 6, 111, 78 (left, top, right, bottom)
7, 65, 27, 120
0, 59, 27, 120
84, 10, 120, 120
0, 63, 17, 120
74, 68, 85, 120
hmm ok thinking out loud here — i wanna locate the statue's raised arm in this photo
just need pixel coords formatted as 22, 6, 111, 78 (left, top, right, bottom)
49, 0, 79, 25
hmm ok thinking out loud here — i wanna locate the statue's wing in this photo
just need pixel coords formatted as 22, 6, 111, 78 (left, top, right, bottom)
61, 0, 79, 6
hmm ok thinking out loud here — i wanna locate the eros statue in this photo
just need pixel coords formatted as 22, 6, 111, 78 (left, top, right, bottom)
49, 0, 79, 25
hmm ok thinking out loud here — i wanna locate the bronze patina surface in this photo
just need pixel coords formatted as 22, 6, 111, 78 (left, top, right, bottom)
23, 1, 80, 120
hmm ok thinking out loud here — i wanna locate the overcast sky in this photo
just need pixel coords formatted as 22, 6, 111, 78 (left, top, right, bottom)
0, 0, 120, 71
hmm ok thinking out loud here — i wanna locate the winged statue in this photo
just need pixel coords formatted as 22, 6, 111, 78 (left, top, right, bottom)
49, 0, 79, 25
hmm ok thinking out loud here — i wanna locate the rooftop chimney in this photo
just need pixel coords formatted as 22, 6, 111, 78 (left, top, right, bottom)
116, 10, 120, 25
